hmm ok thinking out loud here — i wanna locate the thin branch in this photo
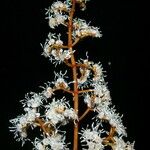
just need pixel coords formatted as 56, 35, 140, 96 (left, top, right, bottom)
78, 89, 94, 94
103, 126, 116, 145
79, 107, 93, 121
54, 88, 74, 95
64, 59, 72, 67
35, 118, 48, 135
72, 38, 80, 46
35, 118, 55, 136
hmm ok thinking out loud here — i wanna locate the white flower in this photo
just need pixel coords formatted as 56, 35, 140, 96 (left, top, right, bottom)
9, 115, 29, 145
55, 77, 68, 89
92, 63, 103, 81
34, 134, 68, 150
64, 108, 78, 120
45, 97, 77, 125
51, 49, 72, 64
73, 18, 102, 38
43, 33, 63, 58
51, 1, 70, 14
45, 98, 67, 124
97, 105, 127, 136
84, 94, 92, 107
92, 82, 111, 101
43, 87, 54, 98
77, 68, 90, 84
25, 108, 40, 122
21, 92, 43, 108
80, 123, 104, 150
48, 16, 57, 28
112, 137, 135, 150
55, 14, 68, 26
34, 138, 45, 150
53, 71, 69, 89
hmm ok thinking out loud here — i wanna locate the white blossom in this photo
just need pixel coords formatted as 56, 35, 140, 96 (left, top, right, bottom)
45, 97, 77, 125
92, 63, 103, 81
80, 123, 104, 150
63, 108, 78, 121
97, 105, 127, 136
53, 71, 69, 89
9, 115, 29, 145
112, 136, 135, 150
51, 49, 72, 64
21, 92, 43, 108
92, 82, 111, 101
45, 1, 70, 29
33, 134, 68, 150
43, 87, 54, 99
77, 68, 90, 84
50, 1, 71, 14
73, 18, 102, 39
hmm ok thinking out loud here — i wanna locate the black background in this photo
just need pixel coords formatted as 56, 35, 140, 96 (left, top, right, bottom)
1, 0, 149, 149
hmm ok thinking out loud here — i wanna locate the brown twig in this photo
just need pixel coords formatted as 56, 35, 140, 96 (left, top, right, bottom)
79, 107, 93, 121
78, 89, 94, 94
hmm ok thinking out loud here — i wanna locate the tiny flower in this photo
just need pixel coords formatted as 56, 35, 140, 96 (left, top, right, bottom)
9, 115, 29, 145
53, 71, 69, 89
21, 92, 43, 108
51, 1, 70, 14
73, 18, 102, 39
48, 16, 57, 28
97, 105, 127, 136
77, 68, 90, 84
92, 63, 103, 81
64, 108, 78, 121
34, 138, 45, 150
80, 123, 104, 150
25, 108, 40, 122
112, 136, 135, 150
43, 87, 54, 99
92, 82, 111, 101
55, 77, 69, 89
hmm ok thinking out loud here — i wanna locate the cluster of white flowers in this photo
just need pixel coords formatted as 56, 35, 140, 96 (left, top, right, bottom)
42, 33, 73, 64
21, 92, 44, 108
97, 105, 127, 136
80, 123, 104, 150
45, 97, 78, 125
9, 110, 40, 145
73, 18, 102, 39
112, 136, 135, 150
46, 1, 71, 29
79, 58, 132, 148
33, 133, 68, 150
77, 59, 105, 88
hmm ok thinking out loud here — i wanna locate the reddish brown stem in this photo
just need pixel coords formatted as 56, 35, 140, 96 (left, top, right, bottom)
68, 0, 79, 150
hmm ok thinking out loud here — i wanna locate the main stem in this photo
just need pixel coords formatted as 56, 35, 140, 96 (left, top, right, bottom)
68, 0, 78, 150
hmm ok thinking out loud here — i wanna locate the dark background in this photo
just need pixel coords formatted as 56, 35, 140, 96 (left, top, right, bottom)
1, 0, 149, 149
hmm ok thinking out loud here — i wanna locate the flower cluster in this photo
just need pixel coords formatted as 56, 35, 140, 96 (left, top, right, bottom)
9, 0, 135, 149
42, 33, 73, 64
80, 123, 104, 150
46, 1, 71, 29
73, 18, 102, 39
33, 134, 68, 150
112, 136, 135, 150
45, 97, 78, 125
